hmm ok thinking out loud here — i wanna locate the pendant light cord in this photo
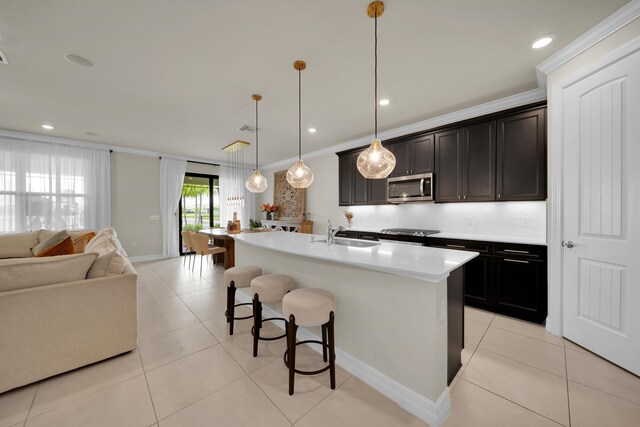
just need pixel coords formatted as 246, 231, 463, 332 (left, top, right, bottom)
298, 68, 302, 160
374, 11, 378, 139
255, 99, 259, 170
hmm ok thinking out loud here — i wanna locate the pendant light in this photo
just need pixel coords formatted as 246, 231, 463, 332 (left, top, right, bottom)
286, 60, 314, 188
245, 94, 268, 193
357, 1, 396, 179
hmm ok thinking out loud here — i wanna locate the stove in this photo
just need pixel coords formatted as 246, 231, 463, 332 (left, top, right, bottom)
379, 228, 440, 237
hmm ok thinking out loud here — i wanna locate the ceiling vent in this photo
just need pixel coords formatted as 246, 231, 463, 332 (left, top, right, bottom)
237, 124, 258, 133
0, 50, 8, 65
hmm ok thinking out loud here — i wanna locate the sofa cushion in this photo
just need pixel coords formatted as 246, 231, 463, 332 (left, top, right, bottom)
32, 230, 69, 256
0, 231, 40, 259
0, 252, 98, 292
35, 236, 75, 257
85, 229, 128, 257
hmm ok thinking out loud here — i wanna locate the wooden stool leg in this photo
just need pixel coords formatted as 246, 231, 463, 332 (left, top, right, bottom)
287, 315, 298, 396
328, 312, 336, 390
252, 293, 262, 357
227, 282, 237, 334
321, 324, 328, 362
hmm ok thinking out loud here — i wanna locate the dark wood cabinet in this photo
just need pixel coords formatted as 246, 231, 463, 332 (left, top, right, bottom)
494, 257, 547, 323
425, 237, 547, 324
463, 121, 496, 201
435, 122, 495, 203
338, 103, 546, 206
389, 134, 434, 177
434, 129, 463, 202
497, 108, 546, 201
338, 151, 368, 206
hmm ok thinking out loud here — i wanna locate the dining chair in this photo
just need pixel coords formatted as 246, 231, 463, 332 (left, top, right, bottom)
190, 233, 227, 276
181, 230, 194, 269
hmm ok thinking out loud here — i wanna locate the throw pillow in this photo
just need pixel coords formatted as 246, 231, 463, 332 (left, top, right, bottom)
72, 232, 97, 253
86, 249, 128, 278
0, 231, 40, 259
35, 236, 75, 257
32, 230, 69, 256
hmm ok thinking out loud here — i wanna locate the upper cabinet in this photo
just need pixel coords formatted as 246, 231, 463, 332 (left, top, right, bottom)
434, 122, 495, 202
388, 134, 434, 177
434, 129, 463, 202
337, 103, 547, 206
339, 150, 368, 206
496, 108, 546, 201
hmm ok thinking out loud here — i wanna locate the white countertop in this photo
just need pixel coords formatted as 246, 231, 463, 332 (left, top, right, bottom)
233, 231, 478, 283
345, 228, 547, 246
428, 232, 547, 246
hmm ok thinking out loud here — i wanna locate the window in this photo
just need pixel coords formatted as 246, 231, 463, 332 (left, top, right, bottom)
0, 137, 110, 233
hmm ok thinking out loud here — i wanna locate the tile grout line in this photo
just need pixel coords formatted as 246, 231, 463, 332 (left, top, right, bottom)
458, 378, 566, 426
564, 342, 572, 427
23, 382, 39, 425
489, 323, 565, 348
137, 350, 160, 426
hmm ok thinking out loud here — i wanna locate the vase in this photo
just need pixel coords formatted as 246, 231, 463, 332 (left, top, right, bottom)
266, 212, 273, 221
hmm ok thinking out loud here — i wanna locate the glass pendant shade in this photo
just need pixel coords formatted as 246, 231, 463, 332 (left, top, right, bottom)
245, 169, 267, 193
357, 138, 396, 179
286, 159, 314, 188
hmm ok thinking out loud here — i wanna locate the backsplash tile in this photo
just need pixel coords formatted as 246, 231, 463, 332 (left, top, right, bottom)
346, 201, 546, 239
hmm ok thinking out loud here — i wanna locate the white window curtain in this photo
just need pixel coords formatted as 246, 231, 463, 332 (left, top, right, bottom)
160, 158, 187, 258
219, 164, 255, 229
0, 136, 110, 233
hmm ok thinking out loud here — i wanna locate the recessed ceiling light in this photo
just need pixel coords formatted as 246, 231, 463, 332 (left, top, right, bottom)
41, 124, 54, 130
308, 128, 317, 133
531, 35, 555, 49
379, 99, 390, 106
64, 54, 94, 68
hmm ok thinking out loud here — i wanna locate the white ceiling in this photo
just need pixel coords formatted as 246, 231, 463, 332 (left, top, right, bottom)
0, 0, 629, 165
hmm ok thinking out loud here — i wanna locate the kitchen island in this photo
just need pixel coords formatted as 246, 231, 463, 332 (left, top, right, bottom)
233, 231, 477, 426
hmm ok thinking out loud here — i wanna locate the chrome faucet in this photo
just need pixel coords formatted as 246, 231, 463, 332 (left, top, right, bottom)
329, 226, 345, 244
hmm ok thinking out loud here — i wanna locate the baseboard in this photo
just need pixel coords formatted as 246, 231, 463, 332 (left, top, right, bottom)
235, 292, 452, 426
129, 254, 166, 263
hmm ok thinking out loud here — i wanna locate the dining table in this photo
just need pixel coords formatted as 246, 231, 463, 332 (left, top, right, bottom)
198, 228, 272, 269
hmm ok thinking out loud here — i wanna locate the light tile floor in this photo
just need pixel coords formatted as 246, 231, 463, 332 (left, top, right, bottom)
2, 256, 640, 426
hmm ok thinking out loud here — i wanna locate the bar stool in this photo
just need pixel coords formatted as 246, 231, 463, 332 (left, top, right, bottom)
224, 266, 262, 335
282, 288, 336, 395
250, 274, 294, 357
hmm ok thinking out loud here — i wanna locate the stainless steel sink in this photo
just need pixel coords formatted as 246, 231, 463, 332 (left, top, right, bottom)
312, 238, 380, 248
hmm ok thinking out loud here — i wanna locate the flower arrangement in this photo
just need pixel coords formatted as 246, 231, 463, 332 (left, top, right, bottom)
261, 203, 278, 213
261, 203, 278, 220
343, 210, 353, 227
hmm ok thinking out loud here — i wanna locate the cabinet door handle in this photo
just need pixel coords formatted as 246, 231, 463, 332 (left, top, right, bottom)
498, 193, 501, 199
457, 195, 461, 200
504, 249, 529, 254
504, 258, 529, 264
463, 195, 466, 200
447, 244, 466, 249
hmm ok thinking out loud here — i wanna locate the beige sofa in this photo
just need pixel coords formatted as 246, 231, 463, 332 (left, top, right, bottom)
0, 229, 137, 394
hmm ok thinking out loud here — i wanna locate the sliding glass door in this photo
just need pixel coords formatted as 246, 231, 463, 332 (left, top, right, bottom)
178, 173, 219, 255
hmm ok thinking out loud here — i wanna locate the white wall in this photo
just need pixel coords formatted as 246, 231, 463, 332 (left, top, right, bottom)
256, 153, 547, 239
110, 152, 163, 258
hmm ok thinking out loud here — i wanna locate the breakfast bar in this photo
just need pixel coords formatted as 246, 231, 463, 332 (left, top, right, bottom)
232, 231, 477, 426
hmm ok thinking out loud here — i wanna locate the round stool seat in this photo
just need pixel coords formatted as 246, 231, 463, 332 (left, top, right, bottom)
283, 288, 336, 327
225, 266, 262, 288
251, 274, 294, 303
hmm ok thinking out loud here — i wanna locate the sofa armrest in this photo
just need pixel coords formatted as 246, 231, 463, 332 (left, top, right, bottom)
0, 273, 138, 393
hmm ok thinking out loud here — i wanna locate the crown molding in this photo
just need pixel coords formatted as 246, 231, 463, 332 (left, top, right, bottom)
536, 0, 640, 90
262, 88, 546, 170
0, 128, 233, 166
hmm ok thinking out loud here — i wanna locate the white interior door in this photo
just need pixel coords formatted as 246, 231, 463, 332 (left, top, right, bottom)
562, 50, 640, 375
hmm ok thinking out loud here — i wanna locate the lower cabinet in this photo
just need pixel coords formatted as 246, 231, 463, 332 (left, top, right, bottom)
494, 256, 547, 323
425, 238, 547, 324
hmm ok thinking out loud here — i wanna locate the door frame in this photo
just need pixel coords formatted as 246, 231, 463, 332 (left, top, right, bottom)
546, 35, 640, 336
178, 172, 219, 255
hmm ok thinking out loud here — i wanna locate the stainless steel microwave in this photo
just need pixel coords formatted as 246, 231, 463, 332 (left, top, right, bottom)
387, 173, 433, 203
